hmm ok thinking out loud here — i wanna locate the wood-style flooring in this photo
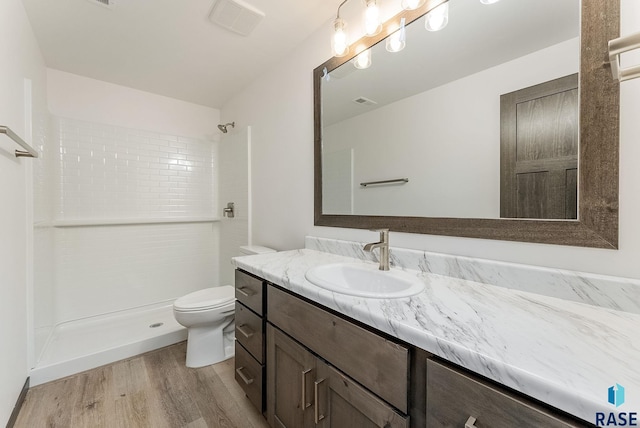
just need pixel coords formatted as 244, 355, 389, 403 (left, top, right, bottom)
14, 342, 270, 428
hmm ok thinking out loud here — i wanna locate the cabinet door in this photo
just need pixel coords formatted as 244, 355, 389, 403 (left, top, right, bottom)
315, 360, 409, 428
426, 359, 582, 428
267, 324, 316, 428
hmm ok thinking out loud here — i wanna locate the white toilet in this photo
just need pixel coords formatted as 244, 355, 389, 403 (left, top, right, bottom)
173, 245, 276, 368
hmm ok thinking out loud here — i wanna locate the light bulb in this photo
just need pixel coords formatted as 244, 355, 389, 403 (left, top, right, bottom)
480, 0, 500, 4
353, 49, 372, 69
386, 32, 406, 52
425, 2, 449, 32
332, 18, 348, 57
401, 0, 424, 10
386, 20, 406, 53
364, 0, 381, 36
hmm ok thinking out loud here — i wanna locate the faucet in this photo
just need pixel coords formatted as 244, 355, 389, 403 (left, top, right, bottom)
363, 229, 390, 271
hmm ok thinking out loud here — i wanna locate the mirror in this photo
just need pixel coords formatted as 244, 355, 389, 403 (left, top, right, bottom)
314, 0, 619, 248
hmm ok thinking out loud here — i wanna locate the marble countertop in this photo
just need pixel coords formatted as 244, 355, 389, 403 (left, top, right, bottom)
233, 249, 640, 424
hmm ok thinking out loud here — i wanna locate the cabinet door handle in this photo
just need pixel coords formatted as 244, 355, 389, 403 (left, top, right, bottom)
314, 378, 326, 424
301, 369, 312, 409
235, 367, 254, 385
237, 324, 254, 338
465, 416, 477, 428
236, 287, 256, 297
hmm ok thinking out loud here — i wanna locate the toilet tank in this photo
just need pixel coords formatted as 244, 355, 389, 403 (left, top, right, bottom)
239, 245, 276, 256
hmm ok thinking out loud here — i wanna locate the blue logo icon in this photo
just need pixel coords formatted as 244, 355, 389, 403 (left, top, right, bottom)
608, 384, 626, 407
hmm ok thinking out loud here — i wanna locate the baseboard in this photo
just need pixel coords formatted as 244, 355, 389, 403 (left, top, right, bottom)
5, 377, 29, 428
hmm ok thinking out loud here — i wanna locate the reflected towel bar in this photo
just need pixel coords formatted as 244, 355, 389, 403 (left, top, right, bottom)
609, 30, 640, 82
360, 178, 409, 187
0, 125, 39, 158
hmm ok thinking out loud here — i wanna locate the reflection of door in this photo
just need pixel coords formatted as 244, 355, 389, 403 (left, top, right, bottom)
500, 74, 578, 219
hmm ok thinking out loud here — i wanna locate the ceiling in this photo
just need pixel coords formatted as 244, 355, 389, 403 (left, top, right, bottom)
21, 0, 336, 108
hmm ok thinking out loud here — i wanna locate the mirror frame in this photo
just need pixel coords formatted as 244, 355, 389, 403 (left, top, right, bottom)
314, 0, 620, 248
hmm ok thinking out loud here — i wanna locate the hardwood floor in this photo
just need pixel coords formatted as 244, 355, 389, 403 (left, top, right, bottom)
15, 342, 270, 428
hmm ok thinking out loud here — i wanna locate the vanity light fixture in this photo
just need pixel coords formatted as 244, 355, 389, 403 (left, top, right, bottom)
353, 48, 372, 69
386, 18, 406, 52
425, 1, 448, 32
401, 0, 425, 11
364, 0, 382, 36
331, 0, 463, 58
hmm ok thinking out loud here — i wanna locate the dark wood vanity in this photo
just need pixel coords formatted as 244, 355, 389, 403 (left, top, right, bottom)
234, 269, 590, 427
234, 269, 268, 412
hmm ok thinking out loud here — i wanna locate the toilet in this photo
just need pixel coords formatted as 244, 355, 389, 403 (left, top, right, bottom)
173, 245, 276, 368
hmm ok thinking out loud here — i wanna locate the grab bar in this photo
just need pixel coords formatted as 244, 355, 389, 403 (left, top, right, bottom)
609, 31, 640, 82
0, 125, 39, 158
360, 178, 408, 187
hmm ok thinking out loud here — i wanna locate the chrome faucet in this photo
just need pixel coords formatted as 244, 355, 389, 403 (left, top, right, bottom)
363, 229, 390, 271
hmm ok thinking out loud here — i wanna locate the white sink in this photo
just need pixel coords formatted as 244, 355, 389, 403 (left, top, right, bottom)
304, 263, 425, 298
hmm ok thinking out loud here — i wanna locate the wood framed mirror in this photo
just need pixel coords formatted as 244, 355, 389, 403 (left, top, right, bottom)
314, 0, 619, 248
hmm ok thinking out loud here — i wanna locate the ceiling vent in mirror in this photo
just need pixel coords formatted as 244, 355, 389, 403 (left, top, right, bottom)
209, 0, 265, 36
353, 96, 377, 106
85, 0, 117, 8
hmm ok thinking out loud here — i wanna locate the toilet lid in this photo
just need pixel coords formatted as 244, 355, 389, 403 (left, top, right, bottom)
174, 285, 235, 311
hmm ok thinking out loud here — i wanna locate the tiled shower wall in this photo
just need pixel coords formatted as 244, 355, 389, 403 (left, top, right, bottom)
33, 117, 220, 360
53, 117, 216, 219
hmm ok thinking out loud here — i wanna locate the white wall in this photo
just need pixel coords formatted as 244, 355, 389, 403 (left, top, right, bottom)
0, 0, 47, 424
218, 127, 250, 286
47, 69, 219, 140
324, 38, 578, 218
222, 0, 640, 280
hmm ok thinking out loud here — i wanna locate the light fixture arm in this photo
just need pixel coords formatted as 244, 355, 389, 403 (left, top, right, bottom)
336, 0, 349, 19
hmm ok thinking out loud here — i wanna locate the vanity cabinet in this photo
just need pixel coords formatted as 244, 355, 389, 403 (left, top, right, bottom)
266, 285, 410, 428
426, 359, 585, 428
234, 269, 590, 428
234, 269, 267, 413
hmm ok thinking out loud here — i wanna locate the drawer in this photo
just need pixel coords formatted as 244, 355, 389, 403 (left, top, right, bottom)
235, 301, 264, 363
426, 359, 583, 428
267, 286, 409, 413
235, 269, 264, 315
235, 341, 264, 413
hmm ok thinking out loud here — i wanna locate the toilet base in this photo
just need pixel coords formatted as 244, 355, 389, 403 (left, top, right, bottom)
185, 325, 234, 368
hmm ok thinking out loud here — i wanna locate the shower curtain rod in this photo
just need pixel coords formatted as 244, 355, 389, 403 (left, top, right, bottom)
0, 125, 39, 158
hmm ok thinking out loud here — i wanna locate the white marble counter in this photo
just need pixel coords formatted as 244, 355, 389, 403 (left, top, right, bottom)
233, 248, 640, 425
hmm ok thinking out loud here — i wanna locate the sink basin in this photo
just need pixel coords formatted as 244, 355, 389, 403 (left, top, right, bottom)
304, 263, 425, 298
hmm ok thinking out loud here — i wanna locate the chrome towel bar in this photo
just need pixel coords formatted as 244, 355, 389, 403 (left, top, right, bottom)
360, 178, 409, 187
609, 31, 640, 82
0, 125, 38, 158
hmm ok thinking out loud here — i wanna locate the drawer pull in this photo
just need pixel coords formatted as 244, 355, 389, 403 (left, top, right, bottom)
465, 416, 477, 428
237, 287, 256, 297
235, 367, 254, 385
237, 324, 254, 338
314, 378, 326, 423
301, 368, 312, 409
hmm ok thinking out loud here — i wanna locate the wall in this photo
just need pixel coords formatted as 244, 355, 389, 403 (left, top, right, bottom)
41, 71, 222, 334
218, 127, 250, 286
323, 38, 578, 217
0, 0, 47, 424
222, 0, 640, 280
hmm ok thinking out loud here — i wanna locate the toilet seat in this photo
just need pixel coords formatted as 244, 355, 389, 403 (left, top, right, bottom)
174, 285, 235, 312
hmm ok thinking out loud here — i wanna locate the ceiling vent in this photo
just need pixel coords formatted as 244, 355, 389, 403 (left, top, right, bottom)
209, 0, 265, 36
353, 96, 377, 106
85, 0, 116, 8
